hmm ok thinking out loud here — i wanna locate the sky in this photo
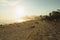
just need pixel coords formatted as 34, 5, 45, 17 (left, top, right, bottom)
0, 0, 60, 20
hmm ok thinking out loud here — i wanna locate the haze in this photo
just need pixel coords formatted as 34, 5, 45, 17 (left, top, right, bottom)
0, 0, 60, 24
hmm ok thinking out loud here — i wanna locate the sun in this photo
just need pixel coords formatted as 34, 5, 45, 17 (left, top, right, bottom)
12, 5, 27, 22
13, 5, 26, 19
15, 6, 25, 15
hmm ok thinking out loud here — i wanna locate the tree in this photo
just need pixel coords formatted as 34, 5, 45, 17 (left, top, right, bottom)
50, 10, 60, 19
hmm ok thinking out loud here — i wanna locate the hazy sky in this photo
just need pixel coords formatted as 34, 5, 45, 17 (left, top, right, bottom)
0, 0, 60, 20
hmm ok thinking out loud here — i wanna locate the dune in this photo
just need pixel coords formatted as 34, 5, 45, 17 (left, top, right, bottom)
0, 18, 60, 40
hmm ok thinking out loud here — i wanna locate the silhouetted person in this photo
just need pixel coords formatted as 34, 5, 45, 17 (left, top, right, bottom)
49, 13, 52, 17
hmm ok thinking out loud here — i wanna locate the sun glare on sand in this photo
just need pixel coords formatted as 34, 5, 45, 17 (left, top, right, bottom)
15, 19, 26, 23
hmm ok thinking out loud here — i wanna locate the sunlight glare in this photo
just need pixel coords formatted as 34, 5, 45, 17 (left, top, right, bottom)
15, 19, 26, 22
13, 5, 26, 19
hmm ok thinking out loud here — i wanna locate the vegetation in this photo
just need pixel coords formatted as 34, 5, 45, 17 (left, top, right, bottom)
41, 9, 60, 21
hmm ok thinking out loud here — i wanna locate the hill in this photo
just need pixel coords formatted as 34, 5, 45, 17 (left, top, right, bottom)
0, 17, 60, 40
